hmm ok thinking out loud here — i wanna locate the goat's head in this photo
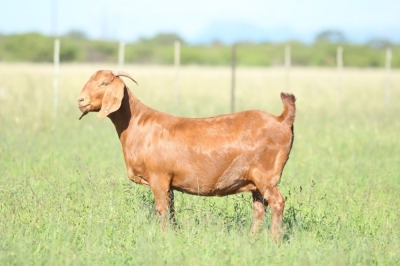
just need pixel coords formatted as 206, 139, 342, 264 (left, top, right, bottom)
78, 70, 137, 120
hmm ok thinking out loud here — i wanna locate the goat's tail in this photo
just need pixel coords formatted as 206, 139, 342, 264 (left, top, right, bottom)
279, 92, 296, 125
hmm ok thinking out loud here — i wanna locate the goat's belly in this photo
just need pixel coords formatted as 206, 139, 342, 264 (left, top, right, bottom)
171, 174, 256, 196
171, 152, 257, 196
213, 179, 257, 196
213, 171, 257, 195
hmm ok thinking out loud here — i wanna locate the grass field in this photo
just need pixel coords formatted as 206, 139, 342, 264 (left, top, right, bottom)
0, 63, 399, 265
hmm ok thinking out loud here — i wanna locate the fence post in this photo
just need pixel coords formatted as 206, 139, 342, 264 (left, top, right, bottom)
385, 48, 392, 110
284, 45, 291, 91
118, 41, 125, 69
53, 38, 60, 120
174, 41, 181, 114
231, 44, 237, 113
336, 46, 343, 104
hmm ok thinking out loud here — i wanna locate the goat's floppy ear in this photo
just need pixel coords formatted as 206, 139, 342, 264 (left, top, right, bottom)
98, 77, 125, 118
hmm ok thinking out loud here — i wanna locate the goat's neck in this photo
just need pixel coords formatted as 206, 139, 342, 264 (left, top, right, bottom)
108, 87, 151, 140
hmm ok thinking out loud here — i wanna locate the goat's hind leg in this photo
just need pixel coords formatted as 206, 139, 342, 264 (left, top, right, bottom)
250, 191, 267, 235
249, 165, 285, 241
265, 186, 285, 242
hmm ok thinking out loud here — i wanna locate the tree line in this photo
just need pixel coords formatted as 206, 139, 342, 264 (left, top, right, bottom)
0, 31, 398, 67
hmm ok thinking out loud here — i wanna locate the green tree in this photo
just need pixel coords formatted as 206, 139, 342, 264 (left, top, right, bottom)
140, 33, 185, 45
65, 30, 88, 40
315, 30, 347, 44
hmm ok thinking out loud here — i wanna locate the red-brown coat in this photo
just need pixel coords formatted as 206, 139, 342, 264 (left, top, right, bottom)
78, 70, 296, 240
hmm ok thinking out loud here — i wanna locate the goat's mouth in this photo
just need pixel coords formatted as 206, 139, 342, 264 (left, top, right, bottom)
78, 104, 90, 120
79, 103, 90, 111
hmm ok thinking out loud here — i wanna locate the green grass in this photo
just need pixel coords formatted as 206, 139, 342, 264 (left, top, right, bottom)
0, 64, 399, 265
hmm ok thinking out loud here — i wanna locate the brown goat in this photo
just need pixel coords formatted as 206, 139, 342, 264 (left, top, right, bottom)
78, 70, 296, 240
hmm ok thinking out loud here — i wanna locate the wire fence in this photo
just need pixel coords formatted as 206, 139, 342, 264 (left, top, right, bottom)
51, 39, 394, 118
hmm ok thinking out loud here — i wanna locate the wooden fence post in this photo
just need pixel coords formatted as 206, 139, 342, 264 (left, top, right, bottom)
284, 45, 291, 91
174, 41, 181, 114
386, 48, 392, 110
231, 44, 237, 113
337, 46, 343, 104
53, 38, 60, 120
118, 41, 125, 69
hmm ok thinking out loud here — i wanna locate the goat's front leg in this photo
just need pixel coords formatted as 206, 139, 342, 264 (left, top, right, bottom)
168, 189, 177, 225
149, 176, 173, 230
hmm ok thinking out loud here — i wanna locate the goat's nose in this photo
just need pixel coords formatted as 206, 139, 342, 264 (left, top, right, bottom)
78, 97, 85, 103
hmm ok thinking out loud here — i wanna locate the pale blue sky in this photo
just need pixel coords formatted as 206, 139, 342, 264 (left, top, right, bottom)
2, 0, 399, 43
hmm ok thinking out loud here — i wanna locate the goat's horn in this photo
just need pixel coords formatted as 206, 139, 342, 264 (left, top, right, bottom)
112, 71, 138, 85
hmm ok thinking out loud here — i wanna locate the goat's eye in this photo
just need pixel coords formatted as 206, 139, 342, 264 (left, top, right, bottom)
100, 82, 109, 87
